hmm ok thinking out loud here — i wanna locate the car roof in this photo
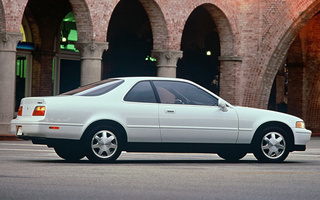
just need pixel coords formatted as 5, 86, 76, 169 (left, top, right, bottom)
115, 76, 189, 82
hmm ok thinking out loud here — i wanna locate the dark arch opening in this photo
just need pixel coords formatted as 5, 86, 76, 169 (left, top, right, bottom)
103, 0, 156, 78
177, 6, 220, 94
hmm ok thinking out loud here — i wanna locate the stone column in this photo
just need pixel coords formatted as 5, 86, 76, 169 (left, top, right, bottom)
218, 55, 242, 105
0, 32, 23, 134
75, 42, 108, 85
151, 50, 183, 78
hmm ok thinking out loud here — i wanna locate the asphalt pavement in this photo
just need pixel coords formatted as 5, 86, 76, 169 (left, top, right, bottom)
0, 138, 319, 200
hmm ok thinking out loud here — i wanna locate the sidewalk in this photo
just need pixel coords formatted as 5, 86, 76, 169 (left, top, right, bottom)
1, 133, 320, 141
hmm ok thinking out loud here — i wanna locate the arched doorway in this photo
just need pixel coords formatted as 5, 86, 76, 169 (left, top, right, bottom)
23, 0, 72, 97
268, 12, 320, 132
54, 12, 81, 94
177, 5, 220, 94
103, 0, 156, 78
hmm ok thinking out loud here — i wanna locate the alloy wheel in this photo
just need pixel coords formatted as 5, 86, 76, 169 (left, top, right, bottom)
261, 132, 286, 159
91, 130, 118, 159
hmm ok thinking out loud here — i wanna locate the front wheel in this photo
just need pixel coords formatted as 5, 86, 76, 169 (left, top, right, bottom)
253, 127, 291, 163
85, 125, 123, 162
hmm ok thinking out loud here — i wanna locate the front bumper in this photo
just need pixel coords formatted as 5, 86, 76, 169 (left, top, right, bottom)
293, 128, 312, 146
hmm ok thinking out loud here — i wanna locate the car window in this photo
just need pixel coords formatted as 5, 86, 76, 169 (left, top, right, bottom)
124, 81, 157, 103
62, 79, 124, 96
153, 81, 218, 106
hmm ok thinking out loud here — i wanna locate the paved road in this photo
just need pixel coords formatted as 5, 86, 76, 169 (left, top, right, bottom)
0, 138, 319, 200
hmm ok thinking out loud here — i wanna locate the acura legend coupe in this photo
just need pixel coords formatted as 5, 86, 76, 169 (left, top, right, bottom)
11, 77, 312, 162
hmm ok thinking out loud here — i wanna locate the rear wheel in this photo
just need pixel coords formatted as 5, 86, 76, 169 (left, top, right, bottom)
253, 127, 290, 163
85, 125, 123, 162
54, 142, 85, 161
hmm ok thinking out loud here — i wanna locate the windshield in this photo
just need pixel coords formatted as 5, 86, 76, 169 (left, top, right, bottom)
61, 79, 124, 96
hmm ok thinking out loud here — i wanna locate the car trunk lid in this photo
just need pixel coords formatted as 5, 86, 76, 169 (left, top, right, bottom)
19, 98, 46, 116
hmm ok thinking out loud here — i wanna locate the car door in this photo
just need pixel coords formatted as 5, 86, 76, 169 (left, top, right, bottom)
153, 80, 239, 143
122, 81, 161, 142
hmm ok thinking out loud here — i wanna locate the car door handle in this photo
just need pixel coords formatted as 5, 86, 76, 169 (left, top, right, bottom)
165, 109, 175, 114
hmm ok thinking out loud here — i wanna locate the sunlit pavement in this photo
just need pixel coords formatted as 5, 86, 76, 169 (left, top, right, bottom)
0, 138, 320, 200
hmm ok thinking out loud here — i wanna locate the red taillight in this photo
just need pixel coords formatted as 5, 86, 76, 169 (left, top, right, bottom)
18, 106, 23, 116
32, 106, 46, 116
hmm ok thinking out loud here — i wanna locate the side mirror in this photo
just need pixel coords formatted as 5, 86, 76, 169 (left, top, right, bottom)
218, 100, 228, 112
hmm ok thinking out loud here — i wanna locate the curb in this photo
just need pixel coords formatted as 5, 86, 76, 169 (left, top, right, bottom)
312, 133, 320, 137
0, 134, 19, 141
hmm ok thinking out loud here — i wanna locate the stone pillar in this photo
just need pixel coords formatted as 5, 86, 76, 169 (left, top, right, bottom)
75, 42, 108, 85
0, 32, 23, 134
218, 55, 242, 105
151, 50, 183, 78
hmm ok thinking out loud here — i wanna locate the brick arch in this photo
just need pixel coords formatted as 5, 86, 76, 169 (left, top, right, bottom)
82, 0, 239, 51
0, 0, 4, 31
100, 0, 168, 49
82, 0, 167, 46
69, 0, 95, 41
244, 1, 320, 108
201, 3, 236, 56
1, 0, 28, 32
139, 0, 168, 50
155, 0, 240, 52
176, 2, 240, 104
23, 7, 41, 46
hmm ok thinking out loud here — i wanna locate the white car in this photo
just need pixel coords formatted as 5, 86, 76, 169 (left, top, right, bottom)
11, 77, 312, 162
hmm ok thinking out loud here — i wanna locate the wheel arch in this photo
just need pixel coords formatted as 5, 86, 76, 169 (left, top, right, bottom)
80, 119, 128, 145
252, 121, 294, 150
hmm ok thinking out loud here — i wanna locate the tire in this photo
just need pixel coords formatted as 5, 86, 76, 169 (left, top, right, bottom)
253, 127, 290, 163
85, 125, 123, 162
54, 142, 85, 161
218, 150, 247, 162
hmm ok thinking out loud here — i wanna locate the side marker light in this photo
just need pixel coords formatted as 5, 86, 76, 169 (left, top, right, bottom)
49, 126, 60, 130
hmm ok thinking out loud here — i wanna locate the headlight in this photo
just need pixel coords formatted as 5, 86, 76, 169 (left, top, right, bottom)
296, 121, 305, 129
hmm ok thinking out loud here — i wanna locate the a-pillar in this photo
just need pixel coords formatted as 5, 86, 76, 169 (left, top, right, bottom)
0, 32, 23, 134
75, 42, 108, 85
218, 55, 243, 105
151, 50, 183, 78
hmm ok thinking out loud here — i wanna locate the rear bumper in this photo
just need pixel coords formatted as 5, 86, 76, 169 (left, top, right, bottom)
17, 135, 80, 147
10, 120, 84, 140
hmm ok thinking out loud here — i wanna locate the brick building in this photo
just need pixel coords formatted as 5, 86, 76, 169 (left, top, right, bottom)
1, 0, 320, 134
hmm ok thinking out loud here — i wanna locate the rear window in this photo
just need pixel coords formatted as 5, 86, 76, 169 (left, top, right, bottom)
61, 79, 124, 96
124, 81, 157, 103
